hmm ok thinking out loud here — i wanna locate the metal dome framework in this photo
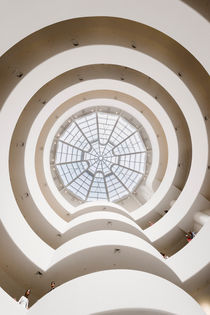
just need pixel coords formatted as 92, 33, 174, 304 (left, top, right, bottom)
53, 111, 147, 202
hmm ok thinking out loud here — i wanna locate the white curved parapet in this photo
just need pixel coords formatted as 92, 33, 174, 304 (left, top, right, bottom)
48, 230, 180, 285
60, 211, 150, 243
0, 288, 26, 315
167, 221, 210, 283
0, 0, 209, 74
28, 270, 205, 315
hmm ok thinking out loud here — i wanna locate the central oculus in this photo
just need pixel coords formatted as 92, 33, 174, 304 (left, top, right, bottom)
54, 111, 147, 202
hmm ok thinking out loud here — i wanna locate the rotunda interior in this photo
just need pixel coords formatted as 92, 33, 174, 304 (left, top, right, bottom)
0, 1, 210, 314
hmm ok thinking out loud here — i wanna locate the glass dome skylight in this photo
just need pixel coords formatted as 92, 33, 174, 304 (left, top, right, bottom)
53, 111, 147, 202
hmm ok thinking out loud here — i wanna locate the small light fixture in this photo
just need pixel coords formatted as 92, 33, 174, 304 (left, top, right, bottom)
16, 72, 23, 78
72, 39, 79, 47
131, 41, 136, 49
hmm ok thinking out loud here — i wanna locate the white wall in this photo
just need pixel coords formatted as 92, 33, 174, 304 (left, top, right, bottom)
28, 270, 205, 315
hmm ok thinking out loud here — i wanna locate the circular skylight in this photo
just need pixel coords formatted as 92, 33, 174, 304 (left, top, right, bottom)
53, 111, 147, 202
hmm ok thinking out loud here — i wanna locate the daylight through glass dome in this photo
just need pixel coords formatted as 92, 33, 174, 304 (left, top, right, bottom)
54, 110, 147, 202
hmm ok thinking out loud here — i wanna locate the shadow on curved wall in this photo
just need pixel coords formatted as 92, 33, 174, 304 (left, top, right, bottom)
181, 0, 210, 21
